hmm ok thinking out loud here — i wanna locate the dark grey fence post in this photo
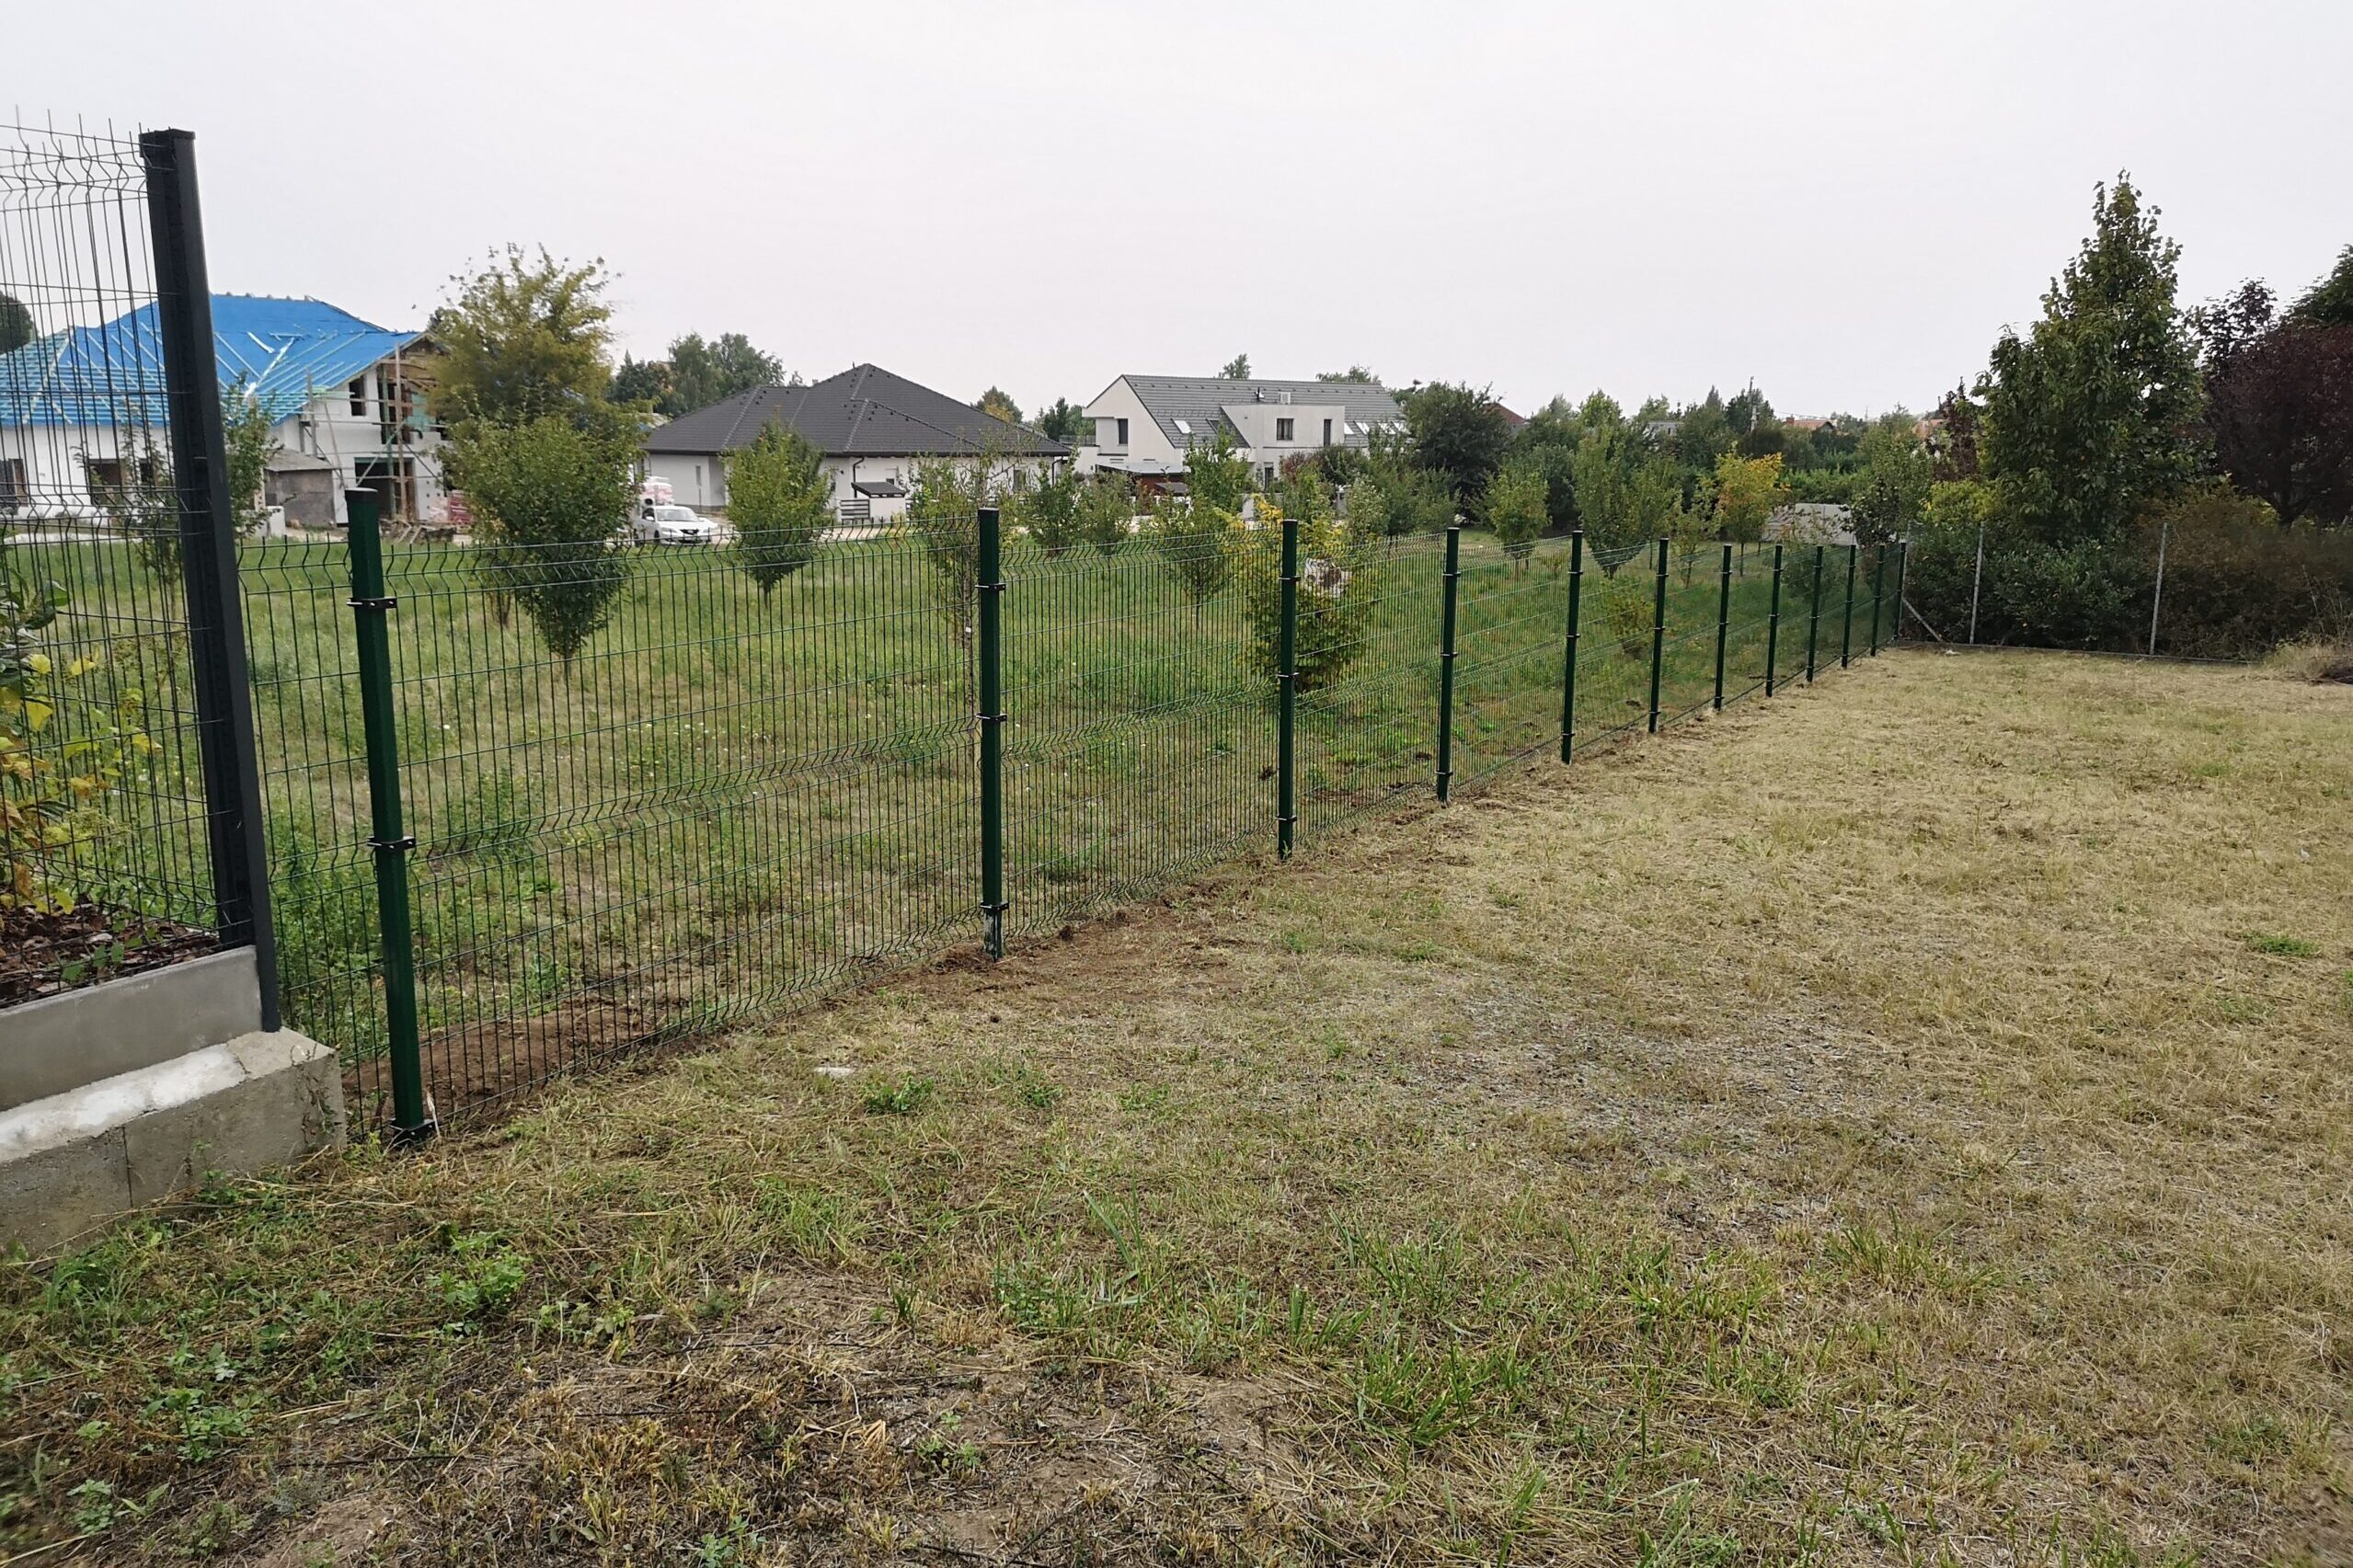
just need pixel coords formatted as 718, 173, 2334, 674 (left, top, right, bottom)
1840, 543, 1858, 669
977, 506, 1006, 956
1277, 517, 1299, 858
1805, 544, 1825, 682
1764, 543, 1785, 696
1712, 541, 1732, 711
1646, 537, 1668, 734
1559, 529, 1583, 762
141, 128, 279, 1030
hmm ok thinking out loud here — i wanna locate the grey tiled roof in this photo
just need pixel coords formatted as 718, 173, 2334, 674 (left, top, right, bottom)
1119, 375, 1403, 450
646, 363, 1066, 458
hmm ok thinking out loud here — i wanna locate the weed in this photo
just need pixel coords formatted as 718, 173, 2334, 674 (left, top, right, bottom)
862, 1077, 935, 1116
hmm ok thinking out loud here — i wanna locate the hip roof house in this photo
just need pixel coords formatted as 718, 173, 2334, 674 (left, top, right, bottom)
643, 363, 1067, 521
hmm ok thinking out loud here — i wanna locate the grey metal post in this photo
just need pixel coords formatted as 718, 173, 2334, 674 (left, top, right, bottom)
2148, 514, 2170, 657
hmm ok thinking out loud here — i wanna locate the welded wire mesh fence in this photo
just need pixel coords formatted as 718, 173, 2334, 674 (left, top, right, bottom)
0, 122, 267, 1005
238, 512, 1901, 1127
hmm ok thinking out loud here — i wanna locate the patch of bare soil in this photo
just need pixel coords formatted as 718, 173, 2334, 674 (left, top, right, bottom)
0, 905, 215, 1005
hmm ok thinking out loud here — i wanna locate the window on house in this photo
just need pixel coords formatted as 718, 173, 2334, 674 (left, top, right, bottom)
1275, 418, 1294, 441
84, 457, 126, 510
0, 458, 23, 513
349, 378, 367, 416
1174, 418, 1191, 435
1116, 418, 1129, 446
1321, 418, 1333, 446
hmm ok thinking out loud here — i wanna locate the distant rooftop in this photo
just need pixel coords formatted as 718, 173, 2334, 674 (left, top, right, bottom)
648, 363, 1066, 459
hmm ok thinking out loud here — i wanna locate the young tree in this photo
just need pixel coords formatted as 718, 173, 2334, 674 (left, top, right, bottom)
1077, 473, 1133, 555
1712, 452, 1788, 543
1850, 414, 1933, 544
1007, 462, 1079, 555
1219, 353, 1251, 381
430, 246, 619, 429
1239, 496, 1380, 692
905, 456, 988, 647
1569, 405, 1643, 561
223, 380, 279, 533
1485, 451, 1550, 569
1980, 175, 2201, 545
1147, 495, 1235, 624
455, 416, 636, 666
974, 386, 1023, 426
725, 424, 832, 594
2291, 245, 2353, 329
1185, 428, 1254, 514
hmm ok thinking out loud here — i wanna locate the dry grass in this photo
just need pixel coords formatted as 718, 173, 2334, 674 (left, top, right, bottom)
5, 648, 2348, 1565
2266, 635, 2353, 685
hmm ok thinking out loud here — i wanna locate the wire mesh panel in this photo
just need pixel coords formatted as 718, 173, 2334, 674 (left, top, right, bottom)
1718, 542, 1777, 709
1452, 531, 1574, 787
246, 532, 977, 1125
0, 122, 224, 1001
1292, 530, 1445, 843
1567, 539, 1658, 757
1001, 526, 1268, 936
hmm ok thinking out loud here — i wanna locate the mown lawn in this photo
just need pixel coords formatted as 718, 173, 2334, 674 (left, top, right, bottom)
6, 647, 2343, 1565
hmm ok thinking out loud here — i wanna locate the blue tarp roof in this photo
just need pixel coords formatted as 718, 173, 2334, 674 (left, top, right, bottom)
0, 294, 423, 428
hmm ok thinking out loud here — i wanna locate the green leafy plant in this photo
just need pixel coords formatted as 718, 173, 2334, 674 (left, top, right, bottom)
724, 424, 830, 594
905, 455, 987, 647
1148, 497, 1236, 624
1077, 473, 1133, 556
1012, 462, 1083, 556
1241, 496, 1383, 693
455, 415, 636, 666
1, 544, 149, 911
1485, 451, 1550, 569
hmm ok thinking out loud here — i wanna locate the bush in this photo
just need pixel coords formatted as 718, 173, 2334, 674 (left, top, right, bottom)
1147, 497, 1235, 624
725, 424, 830, 594
1485, 452, 1549, 568
1240, 496, 1382, 693
1013, 464, 1083, 556
455, 417, 636, 666
1076, 475, 1132, 556
2146, 486, 2353, 658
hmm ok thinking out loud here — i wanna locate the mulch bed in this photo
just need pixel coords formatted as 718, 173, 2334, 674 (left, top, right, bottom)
0, 905, 218, 1007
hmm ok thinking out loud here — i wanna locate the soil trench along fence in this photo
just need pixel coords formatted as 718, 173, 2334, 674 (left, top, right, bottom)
228, 509, 1903, 1131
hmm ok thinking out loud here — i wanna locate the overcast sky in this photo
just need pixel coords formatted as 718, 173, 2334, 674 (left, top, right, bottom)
17, 0, 2349, 420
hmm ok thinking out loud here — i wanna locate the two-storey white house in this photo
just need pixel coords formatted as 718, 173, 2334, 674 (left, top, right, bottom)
0, 293, 445, 533
1078, 374, 1405, 488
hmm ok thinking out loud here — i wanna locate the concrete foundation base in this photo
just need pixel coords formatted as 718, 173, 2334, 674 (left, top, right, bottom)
0, 1028, 346, 1253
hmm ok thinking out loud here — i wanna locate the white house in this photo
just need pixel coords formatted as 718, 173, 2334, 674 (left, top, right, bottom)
643, 363, 1067, 523
0, 294, 446, 533
1078, 374, 1406, 488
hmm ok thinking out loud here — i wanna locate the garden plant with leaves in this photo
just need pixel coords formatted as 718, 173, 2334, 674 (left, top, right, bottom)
454, 416, 636, 666
725, 424, 831, 595
1240, 486, 1382, 693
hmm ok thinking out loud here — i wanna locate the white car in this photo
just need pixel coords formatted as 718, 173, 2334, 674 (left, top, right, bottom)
634, 503, 717, 545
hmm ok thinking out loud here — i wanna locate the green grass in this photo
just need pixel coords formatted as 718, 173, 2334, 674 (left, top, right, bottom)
26, 529, 1884, 1118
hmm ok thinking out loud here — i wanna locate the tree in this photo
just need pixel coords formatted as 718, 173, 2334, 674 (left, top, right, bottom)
610, 353, 673, 410
975, 386, 1023, 426
456, 416, 636, 665
1220, 354, 1251, 381
906, 456, 989, 648
725, 425, 831, 593
667, 332, 782, 415
0, 292, 31, 354
1712, 452, 1787, 543
1485, 452, 1549, 569
2291, 246, 2353, 328
2202, 287, 2353, 525
1240, 494, 1379, 692
1033, 397, 1089, 446
1726, 384, 1773, 438
1147, 496, 1235, 624
1362, 429, 1452, 537
1316, 366, 1380, 383
430, 246, 619, 429
1401, 381, 1511, 513
1851, 413, 1933, 544
1012, 462, 1084, 555
1185, 428, 1254, 514
223, 381, 279, 533
1569, 402, 1644, 560
1980, 175, 2201, 546
1675, 389, 1735, 473
1077, 473, 1132, 555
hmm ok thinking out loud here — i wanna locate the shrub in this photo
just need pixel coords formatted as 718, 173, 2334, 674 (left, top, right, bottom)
905, 457, 986, 646
725, 424, 830, 594
1077, 474, 1133, 556
1147, 497, 1236, 624
455, 416, 636, 666
1240, 498, 1382, 693
1012, 463, 1083, 556
1485, 452, 1549, 569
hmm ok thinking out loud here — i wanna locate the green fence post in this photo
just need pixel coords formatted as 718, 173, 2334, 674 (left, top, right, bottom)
1840, 542, 1858, 669
976, 505, 1006, 958
346, 489, 429, 1139
1646, 536, 1669, 734
1868, 542, 1888, 657
1436, 522, 1461, 802
1277, 516, 1299, 858
1805, 544, 1824, 682
1559, 528, 1584, 762
1712, 540, 1732, 711
1764, 542, 1785, 697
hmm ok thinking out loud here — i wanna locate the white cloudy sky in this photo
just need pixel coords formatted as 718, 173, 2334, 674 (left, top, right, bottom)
17, 0, 2349, 419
